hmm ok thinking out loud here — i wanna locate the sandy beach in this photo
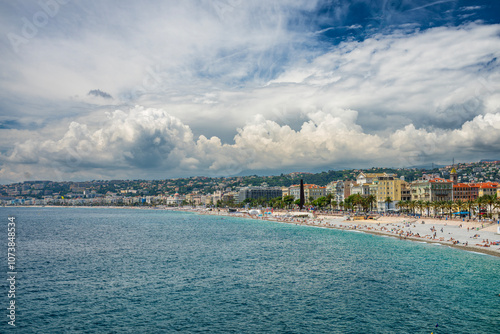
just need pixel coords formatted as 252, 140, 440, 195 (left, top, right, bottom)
323, 215, 500, 257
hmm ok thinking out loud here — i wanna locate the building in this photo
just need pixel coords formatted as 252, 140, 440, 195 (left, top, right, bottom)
236, 187, 283, 204
166, 193, 184, 206
411, 178, 453, 203
350, 183, 363, 196
326, 180, 345, 204
453, 183, 478, 201
343, 180, 355, 200
222, 191, 238, 203
401, 183, 412, 201
289, 184, 326, 202
450, 167, 458, 184
356, 172, 389, 185
350, 183, 371, 197
476, 182, 498, 197
429, 178, 454, 201
185, 193, 203, 205
411, 179, 431, 202
376, 175, 404, 211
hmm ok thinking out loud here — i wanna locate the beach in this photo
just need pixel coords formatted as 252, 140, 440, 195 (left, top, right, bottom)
197, 209, 500, 257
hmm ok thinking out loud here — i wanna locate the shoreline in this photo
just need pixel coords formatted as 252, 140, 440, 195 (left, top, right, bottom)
338, 226, 500, 258
194, 209, 500, 258
5, 205, 500, 258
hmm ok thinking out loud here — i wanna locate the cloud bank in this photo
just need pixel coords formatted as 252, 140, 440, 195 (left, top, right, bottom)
2, 104, 500, 182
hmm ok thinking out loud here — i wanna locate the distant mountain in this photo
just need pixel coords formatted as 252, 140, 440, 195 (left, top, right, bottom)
407, 163, 444, 170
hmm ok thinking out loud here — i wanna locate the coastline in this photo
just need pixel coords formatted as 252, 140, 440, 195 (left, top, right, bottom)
5, 205, 500, 258
193, 209, 500, 258
338, 226, 500, 258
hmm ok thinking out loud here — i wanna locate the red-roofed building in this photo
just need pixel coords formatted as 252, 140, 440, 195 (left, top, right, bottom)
453, 183, 479, 201
475, 182, 498, 197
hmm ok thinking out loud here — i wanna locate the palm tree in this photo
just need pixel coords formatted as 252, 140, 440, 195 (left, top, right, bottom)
416, 200, 424, 216
444, 200, 454, 218
465, 199, 476, 220
325, 193, 334, 210
433, 200, 445, 217
352, 194, 363, 213
408, 200, 417, 215
483, 194, 497, 219
494, 197, 500, 219
476, 196, 486, 219
430, 201, 438, 217
366, 194, 377, 212
454, 200, 467, 218
395, 200, 404, 213
385, 196, 392, 212
423, 201, 432, 217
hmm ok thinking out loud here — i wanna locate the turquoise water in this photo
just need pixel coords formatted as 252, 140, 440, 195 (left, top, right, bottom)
1, 207, 499, 333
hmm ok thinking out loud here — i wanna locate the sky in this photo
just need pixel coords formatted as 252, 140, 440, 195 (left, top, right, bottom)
1, 0, 500, 183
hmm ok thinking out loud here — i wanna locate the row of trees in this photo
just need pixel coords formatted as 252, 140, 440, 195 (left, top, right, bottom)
396, 194, 499, 219
217, 193, 499, 219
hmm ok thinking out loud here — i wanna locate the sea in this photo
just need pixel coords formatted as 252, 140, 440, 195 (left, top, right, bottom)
1, 207, 499, 333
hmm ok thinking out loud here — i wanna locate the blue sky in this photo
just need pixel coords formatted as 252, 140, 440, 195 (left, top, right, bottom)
1, 0, 500, 183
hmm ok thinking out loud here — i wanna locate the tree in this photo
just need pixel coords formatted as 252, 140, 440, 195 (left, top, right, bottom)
283, 195, 295, 209
465, 199, 476, 219
269, 196, 283, 209
314, 196, 329, 209
395, 200, 404, 213
423, 201, 431, 217
416, 200, 424, 216
366, 194, 377, 212
453, 200, 467, 218
343, 197, 353, 212
385, 196, 392, 212
346, 194, 363, 213
482, 194, 497, 219
325, 193, 334, 210
476, 196, 486, 218
409, 200, 417, 215
444, 200, 454, 218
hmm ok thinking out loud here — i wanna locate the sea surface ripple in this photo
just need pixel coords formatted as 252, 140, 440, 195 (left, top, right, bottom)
1, 208, 499, 333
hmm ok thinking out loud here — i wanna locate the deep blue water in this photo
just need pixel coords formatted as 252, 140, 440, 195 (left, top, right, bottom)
1, 207, 499, 333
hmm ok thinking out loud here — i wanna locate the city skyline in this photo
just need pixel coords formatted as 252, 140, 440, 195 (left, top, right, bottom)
1, 1, 500, 183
